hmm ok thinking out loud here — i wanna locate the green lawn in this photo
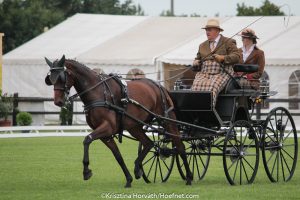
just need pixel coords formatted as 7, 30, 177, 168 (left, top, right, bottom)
0, 137, 299, 200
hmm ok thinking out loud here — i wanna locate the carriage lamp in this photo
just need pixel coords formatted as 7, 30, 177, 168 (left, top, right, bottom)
174, 79, 183, 90
260, 79, 269, 95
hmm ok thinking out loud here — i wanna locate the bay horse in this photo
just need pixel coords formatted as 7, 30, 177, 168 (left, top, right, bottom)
44, 55, 192, 187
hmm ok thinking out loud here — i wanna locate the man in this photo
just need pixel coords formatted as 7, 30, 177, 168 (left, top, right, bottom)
192, 19, 240, 106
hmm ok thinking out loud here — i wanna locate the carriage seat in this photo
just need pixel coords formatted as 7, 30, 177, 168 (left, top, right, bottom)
220, 77, 258, 96
233, 64, 259, 73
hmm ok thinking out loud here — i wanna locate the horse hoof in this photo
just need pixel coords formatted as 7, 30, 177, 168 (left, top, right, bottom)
186, 179, 192, 186
134, 168, 143, 179
83, 169, 93, 180
124, 182, 132, 188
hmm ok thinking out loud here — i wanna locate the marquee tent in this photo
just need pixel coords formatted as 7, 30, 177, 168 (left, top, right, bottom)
3, 14, 300, 124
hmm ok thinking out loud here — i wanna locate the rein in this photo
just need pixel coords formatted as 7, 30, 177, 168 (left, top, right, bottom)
68, 75, 116, 102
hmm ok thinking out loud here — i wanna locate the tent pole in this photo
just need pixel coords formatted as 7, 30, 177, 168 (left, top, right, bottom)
0, 33, 4, 90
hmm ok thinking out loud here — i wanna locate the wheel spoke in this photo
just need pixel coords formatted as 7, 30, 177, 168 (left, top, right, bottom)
281, 147, 295, 160
241, 160, 250, 183
143, 154, 155, 166
232, 158, 239, 183
146, 155, 156, 179
280, 150, 292, 175
161, 158, 170, 171
267, 150, 276, 164
154, 157, 159, 183
280, 150, 286, 181
283, 130, 293, 143
242, 157, 255, 171
270, 151, 278, 178
240, 159, 242, 184
158, 158, 163, 182
193, 150, 201, 180
228, 139, 240, 154
243, 139, 254, 152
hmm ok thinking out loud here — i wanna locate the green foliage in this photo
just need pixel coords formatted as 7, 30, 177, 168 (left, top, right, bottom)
237, 0, 285, 16
160, 10, 174, 17
59, 103, 73, 125
0, 90, 13, 120
0, 0, 144, 53
16, 112, 33, 126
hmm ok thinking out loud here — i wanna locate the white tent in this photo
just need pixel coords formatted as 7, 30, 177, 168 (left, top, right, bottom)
3, 15, 300, 124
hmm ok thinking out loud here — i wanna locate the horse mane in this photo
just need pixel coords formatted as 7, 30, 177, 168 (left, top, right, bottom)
65, 59, 93, 74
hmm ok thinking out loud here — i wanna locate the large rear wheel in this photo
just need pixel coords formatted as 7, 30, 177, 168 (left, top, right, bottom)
262, 107, 298, 182
223, 120, 259, 185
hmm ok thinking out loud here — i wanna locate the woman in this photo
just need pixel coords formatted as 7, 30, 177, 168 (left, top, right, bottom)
238, 28, 265, 90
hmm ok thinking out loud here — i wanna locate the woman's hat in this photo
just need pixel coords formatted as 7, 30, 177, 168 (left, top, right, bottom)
239, 28, 259, 39
202, 19, 224, 31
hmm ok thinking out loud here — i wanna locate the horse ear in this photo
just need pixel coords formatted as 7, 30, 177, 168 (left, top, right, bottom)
45, 75, 52, 86
58, 55, 65, 68
45, 57, 53, 68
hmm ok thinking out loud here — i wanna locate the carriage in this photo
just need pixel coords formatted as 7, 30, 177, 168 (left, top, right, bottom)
138, 64, 298, 185
45, 56, 298, 187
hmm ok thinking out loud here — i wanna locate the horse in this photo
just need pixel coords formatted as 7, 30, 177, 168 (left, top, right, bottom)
44, 55, 192, 187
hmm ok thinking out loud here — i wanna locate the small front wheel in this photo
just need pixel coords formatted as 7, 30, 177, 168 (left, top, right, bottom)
138, 133, 175, 183
176, 139, 211, 181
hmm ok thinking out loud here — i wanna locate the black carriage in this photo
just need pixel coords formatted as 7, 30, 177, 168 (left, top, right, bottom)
139, 64, 298, 185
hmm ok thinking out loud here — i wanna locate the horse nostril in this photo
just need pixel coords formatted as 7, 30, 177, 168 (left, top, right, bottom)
55, 100, 64, 107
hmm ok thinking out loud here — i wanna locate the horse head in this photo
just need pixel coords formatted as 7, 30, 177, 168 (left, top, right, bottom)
45, 55, 73, 107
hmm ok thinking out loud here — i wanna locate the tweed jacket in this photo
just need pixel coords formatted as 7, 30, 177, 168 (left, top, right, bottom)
238, 46, 265, 80
195, 35, 240, 69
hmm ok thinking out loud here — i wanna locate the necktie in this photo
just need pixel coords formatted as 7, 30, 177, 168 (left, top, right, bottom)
211, 41, 216, 51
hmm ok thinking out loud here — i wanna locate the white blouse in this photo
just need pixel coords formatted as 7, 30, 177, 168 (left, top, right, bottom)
242, 44, 255, 62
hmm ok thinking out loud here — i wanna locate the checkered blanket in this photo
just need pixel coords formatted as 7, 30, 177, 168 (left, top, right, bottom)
192, 60, 233, 106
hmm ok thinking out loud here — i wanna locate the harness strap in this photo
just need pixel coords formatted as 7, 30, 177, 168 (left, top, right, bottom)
83, 101, 108, 112
110, 75, 129, 143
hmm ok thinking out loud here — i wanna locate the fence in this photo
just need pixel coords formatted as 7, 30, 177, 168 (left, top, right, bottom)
6, 93, 300, 126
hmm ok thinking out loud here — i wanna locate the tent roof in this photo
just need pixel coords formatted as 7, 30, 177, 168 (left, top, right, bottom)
157, 16, 300, 66
4, 15, 300, 66
4, 13, 148, 64
78, 17, 210, 66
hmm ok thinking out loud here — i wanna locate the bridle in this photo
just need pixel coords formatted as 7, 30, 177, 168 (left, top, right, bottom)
47, 67, 71, 104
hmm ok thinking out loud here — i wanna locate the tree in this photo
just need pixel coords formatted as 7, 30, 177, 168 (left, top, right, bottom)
0, 0, 64, 53
237, 0, 285, 16
0, 0, 144, 53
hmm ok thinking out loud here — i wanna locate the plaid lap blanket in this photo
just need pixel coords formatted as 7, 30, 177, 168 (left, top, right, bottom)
192, 61, 233, 106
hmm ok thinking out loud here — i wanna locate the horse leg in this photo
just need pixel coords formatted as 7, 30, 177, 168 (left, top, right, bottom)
101, 137, 133, 188
82, 120, 114, 181
128, 127, 154, 180
83, 135, 93, 180
173, 137, 193, 185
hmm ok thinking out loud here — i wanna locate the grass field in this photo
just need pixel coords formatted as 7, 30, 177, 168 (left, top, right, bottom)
0, 136, 299, 200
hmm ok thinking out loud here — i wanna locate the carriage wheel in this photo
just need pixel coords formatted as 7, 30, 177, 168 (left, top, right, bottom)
138, 133, 175, 183
262, 107, 298, 182
176, 139, 211, 181
223, 120, 259, 185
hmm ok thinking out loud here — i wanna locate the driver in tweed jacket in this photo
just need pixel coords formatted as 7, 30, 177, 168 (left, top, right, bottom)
192, 19, 240, 106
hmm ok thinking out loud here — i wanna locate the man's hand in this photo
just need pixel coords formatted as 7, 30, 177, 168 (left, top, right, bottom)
193, 60, 200, 66
213, 54, 225, 63
192, 60, 201, 71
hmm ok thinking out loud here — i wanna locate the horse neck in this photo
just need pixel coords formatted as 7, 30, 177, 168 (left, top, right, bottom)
66, 61, 101, 103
